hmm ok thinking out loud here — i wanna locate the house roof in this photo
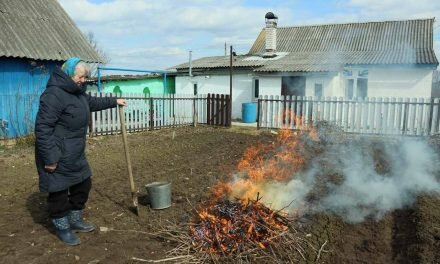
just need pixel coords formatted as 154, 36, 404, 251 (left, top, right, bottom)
0, 0, 103, 63
172, 18, 438, 73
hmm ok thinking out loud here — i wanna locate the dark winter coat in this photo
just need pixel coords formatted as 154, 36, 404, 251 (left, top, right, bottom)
35, 67, 117, 193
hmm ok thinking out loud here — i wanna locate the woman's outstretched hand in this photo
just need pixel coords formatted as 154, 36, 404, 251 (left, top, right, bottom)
117, 99, 127, 106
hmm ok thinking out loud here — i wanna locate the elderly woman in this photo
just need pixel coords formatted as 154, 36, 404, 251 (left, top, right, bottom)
35, 57, 126, 245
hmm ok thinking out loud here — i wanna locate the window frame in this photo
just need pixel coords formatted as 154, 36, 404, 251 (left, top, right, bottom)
314, 83, 323, 98
252, 78, 260, 100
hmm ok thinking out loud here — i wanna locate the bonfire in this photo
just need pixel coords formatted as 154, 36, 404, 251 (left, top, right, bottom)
190, 197, 290, 254
156, 128, 327, 263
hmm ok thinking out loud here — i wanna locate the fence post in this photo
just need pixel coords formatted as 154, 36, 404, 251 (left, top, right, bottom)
206, 93, 211, 125
88, 92, 94, 137
219, 94, 226, 126
215, 94, 220, 126
428, 98, 434, 134
402, 98, 409, 135
225, 95, 231, 127
149, 97, 154, 131
193, 96, 197, 127
257, 98, 261, 130
433, 98, 440, 135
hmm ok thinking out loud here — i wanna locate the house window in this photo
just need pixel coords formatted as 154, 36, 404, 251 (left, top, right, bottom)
314, 83, 323, 97
344, 69, 368, 99
357, 78, 368, 99
346, 79, 354, 99
281, 76, 306, 96
253, 79, 260, 99
193, 83, 198, 95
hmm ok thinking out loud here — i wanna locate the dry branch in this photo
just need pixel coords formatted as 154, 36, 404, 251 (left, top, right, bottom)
153, 198, 323, 263
316, 240, 328, 261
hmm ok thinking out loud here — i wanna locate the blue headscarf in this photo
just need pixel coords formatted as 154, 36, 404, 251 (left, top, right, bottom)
61, 57, 82, 77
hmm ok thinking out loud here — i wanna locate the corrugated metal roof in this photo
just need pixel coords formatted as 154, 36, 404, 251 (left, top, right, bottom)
0, 0, 103, 63
249, 19, 436, 54
172, 18, 438, 72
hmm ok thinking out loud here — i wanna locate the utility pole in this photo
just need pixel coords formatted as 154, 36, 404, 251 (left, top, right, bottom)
229, 45, 233, 126
224, 42, 227, 56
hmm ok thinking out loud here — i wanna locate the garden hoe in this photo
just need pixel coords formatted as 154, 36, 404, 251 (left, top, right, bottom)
118, 106, 139, 216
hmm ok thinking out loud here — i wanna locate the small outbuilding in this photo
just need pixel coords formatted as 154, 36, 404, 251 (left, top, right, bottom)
0, 0, 103, 138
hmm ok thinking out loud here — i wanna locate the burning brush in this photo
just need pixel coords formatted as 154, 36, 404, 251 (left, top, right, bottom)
189, 196, 290, 254
156, 129, 327, 262
158, 196, 319, 263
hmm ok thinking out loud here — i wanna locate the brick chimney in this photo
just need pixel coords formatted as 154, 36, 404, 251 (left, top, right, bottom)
264, 12, 278, 58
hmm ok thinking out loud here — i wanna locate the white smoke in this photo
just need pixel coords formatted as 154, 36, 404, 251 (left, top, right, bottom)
260, 137, 440, 223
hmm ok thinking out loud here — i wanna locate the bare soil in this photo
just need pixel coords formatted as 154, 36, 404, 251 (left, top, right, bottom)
0, 126, 439, 264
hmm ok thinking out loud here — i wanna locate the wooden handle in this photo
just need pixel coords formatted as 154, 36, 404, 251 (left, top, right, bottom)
119, 106, 136, 193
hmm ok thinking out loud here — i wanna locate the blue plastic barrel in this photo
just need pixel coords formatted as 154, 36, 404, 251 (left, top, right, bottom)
242, 102, 257, 123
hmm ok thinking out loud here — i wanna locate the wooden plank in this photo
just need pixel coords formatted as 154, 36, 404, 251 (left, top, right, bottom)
263, 95, 269, 128
402, 98, 410, 135
368, 97, 376, 134
330, 96, 336, 125
300, 96, 306, 129
416, 98, 424, 136
149, 97, 154, 130
283, 95, 288, 129
200, 94, 206, 124
337, 97, 343, 129
225, 94, 231, 126
220, 95, 225, 126
274, 95, 280, 128
269, 95, 274, 129
96, 92, 102, 134
135, 94, 140, 131
389, 97, 396, 134
307, 96, 314, 128
409, 97, 417, 135
343, 97, 349, 131
382, 97, 389, 134
355, 98, 362, 133
207, 94, 211, 125
361, 97, 369, 134
433, 98, 440, 135
319, 96, 325, 122
215, 94, 220, 125
395, 98, 403, 134
294, 95, 300, 129
210, 94, 215, 126
423, 97, 431, 136
349, 98, 356, 133
324, 96, 331, 121
430, 98, 440, 136
159, 97, 164, 127
110, 93, 115, 134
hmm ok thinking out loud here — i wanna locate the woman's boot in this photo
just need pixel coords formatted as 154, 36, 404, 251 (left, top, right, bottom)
51, 216, 81, 245
68, 210, 96, 232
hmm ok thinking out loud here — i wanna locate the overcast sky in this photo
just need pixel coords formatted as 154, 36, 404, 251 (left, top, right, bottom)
59, 0, 440, 73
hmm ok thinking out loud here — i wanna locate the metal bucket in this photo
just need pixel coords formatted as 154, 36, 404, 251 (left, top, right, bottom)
145, 181, 171, 209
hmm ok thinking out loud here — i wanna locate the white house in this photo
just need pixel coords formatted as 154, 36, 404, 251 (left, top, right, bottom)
170, 13, 439, 119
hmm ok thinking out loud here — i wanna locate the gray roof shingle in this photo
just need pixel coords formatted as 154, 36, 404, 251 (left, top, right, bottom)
172, 18, 438, 72
0, 0, 103, 62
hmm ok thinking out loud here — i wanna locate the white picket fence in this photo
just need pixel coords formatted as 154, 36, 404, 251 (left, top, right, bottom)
258, 96, 440, 136
89, 93, 208, 135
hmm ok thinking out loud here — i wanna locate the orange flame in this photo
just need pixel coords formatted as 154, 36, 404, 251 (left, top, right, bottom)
212, 114, 319, 211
